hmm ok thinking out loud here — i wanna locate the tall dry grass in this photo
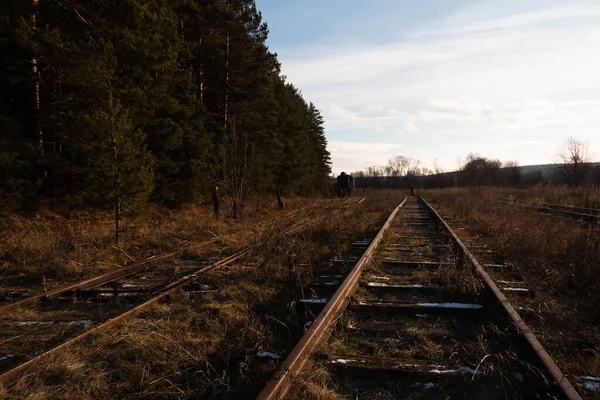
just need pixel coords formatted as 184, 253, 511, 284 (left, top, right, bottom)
424, 187, 600, 383
1, 191, 405, 399
498, 184, 600, 209
0, 195, 312, 294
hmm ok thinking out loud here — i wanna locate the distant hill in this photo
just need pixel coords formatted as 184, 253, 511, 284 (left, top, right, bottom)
518, 162, 600, 178
518, 163, 557, 178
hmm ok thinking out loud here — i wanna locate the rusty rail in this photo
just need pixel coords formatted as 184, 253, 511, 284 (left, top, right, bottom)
502, 199, 599, 222
256, 198, 406, 400
0, 197, 364, 386
421, 197, 581, 400
256, 196, 581, 400
0, 199, 345, 314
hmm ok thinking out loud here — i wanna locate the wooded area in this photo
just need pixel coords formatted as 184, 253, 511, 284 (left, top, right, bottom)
0, 0, 331, 213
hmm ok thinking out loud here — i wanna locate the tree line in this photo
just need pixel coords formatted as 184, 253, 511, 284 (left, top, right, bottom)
352, 137, 599, 190
0, 0, 331, 215
352, 154, 522, 189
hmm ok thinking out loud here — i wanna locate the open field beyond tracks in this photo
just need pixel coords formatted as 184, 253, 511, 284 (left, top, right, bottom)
1, 189, 599, 399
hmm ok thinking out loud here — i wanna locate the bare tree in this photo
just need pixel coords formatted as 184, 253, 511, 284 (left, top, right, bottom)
387, 156, 420, 187
556, 136, 592, 186
218, 119, 254, 219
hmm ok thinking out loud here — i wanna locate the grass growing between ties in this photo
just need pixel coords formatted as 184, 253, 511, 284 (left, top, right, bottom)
0, 196, 315, 297
424, 187, 600, 398
0, 191, 404, 399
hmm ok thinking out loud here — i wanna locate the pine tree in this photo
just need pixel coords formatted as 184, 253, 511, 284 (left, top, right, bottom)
0, 0, 333, 213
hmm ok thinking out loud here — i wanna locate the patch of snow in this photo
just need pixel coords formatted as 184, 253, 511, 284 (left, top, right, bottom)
371, 276, 390, 280
516, 307, 535, 313
331, 359, 364, 365
415, 303, 483, 310
256, 351, 282, 359
367, 282, 431, 289
580, 377, 600, 383
68, 320, 91, 326
304, 321, 313, 328
423, 382, 436, 390
323, 281, 340, 286
99, 292, 140, 297
357, 301, 394, 306
17, 320, 90, 326
392, 363, 424, 369
367, 282, 390, 287
0, 355, 15, 362
576, 376, 600, 392
460, 367, 483, 376
513, 371, 525, 384
299, 298, 328, 304
501, 288, 530, 293
415, 314, 427, 318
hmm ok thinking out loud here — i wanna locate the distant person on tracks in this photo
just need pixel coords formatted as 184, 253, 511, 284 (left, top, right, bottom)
410, 185, 415, 195
337, 172, 352, 197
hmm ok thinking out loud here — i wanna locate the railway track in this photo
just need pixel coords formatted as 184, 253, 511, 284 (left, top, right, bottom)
0, 197, 363, 386
257, 196, 581, 400
503, 199, 600, 222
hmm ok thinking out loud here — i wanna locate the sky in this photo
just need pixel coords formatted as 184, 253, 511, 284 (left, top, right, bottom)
255, 0, 600, 174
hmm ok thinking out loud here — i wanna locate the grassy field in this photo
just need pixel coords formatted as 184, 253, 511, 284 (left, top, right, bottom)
0, 196, 321, 297
2, 188, 599, 398
0, 191, 403, 399
423, 187, 600, 398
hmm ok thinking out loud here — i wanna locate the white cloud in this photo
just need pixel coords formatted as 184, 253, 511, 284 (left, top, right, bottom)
403, 120, 418, 134
328, 141, 404, 174
274, 0, 600, 171
329, 105, 362, 122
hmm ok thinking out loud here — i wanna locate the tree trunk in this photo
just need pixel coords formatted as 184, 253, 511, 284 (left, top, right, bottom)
109, 88, 120, 246
32, 0, 43, 155
224, 0, 230, 128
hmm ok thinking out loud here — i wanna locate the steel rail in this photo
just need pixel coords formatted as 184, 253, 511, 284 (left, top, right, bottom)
501, 199, 599, 222
0, 240, 216, 314
420, 196, 581, 400
0, 198, 364, 386
0, 199, 341, 314
0, 248, 250, 385
256, 198, 406, 400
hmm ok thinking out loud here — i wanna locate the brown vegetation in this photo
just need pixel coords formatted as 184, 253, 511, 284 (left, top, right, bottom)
424, 187, 600, 394
0, 191, 403, 399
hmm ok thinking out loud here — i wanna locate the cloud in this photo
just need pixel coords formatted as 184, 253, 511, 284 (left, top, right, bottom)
403, 120, 418, 133
328, 141, 404, 174
273, 0, 600, 171
329, 105, 362, 122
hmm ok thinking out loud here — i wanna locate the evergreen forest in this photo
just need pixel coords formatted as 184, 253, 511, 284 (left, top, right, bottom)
0, 0, 331, 213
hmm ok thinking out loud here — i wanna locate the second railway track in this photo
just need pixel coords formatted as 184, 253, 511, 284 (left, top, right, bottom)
503, 199, 600, 223
0, 197, 363, 386
258, 196, 581, 400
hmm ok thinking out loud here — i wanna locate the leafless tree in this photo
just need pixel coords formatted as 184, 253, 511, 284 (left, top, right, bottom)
556, 136, 592, 186
218, 119, 254, 218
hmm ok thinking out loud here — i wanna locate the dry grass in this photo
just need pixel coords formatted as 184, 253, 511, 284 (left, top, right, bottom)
498, 185, 600, 209
0, 195, 314, 296
423, 187, 600, 395
0, 191, 403, 399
